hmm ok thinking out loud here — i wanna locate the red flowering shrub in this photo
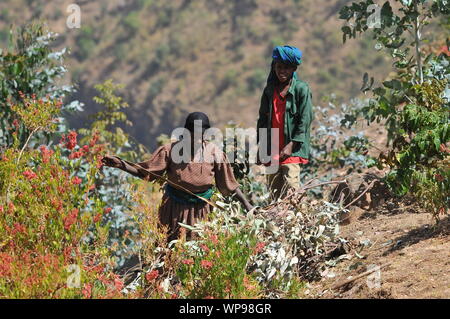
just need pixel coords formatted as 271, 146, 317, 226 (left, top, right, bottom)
175, 229, 261, 299
62, 131, 78, 151
69, 151, 83, 160
145, 270, 159, 282
71, 176, 82, 185
0, 139, 133, 298
182, 259, 194, 265
0, 94, 138, 299
39, 146, 54, 164
23, 170, 37, 180
200, 260, 213, 270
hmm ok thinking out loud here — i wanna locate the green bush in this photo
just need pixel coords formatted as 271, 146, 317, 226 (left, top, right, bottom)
339, 0, 450, 221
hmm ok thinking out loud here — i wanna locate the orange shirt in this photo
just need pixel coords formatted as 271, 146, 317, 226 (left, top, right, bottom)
271, 87, 308, 165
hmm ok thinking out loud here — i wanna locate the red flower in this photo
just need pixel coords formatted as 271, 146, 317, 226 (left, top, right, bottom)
200, 244, 210, 253
114, 277, 124, 291
200, 260, 213, 270
104, 207, 112, 214
209, 234, 219, 245
23, 170, 37, 180
63, 247, 73, 260
7, 202, 15, 214
93, 265, 104, 274
82, 283, 92, 299
64, 208, 79, 230
243, 276, 256, 291
39, 145, 54, 163
64, 131, 78, 150
435, 174, 444, 182
82, 145, 90, 153
96, 157, 103, 168
72, 176, 82, 185
51, 198, 63, 212
12, 223, 26, 235
439, 143, 450, 154
438, 45, 450, 57
55, 99, 63, 109
0, 252, 13, 277
145, 270, 159, 281
182, 259, 194, 265
254, 242, 266, 254
0, 206, 3, 213
69, 151, 83, 160
93, 213, 102, 223
12, 119, 19, 130
89, 133, 100, 147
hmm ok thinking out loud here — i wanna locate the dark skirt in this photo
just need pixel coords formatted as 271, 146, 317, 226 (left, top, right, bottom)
158, 193, 211, 242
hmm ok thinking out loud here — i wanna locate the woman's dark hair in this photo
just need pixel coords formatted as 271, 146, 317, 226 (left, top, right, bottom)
184, 112, 211, 132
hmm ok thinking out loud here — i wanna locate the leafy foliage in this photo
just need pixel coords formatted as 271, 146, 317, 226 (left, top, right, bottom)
79, 80, 148, 267
0, 93, 127, 298
0, 23, 83, 148
123, 193, 347, 299
339, 0, 450, 220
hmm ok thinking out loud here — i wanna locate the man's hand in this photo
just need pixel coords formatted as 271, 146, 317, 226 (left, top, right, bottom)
279, 141, 294, 162
256, 148, 262, 166
101, 155, 123, 168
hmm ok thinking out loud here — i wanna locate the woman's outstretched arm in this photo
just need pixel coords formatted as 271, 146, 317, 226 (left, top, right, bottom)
101, 155, 142, 178
102, 145, 169, 180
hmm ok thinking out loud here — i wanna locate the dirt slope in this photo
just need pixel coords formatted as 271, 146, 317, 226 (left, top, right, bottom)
308, 199, 449, 299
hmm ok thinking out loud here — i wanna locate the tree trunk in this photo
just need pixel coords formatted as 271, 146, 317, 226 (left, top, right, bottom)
414, 1, 423, 84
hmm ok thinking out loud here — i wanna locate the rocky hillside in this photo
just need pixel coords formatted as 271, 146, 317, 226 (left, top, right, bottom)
0, 0, 390, 149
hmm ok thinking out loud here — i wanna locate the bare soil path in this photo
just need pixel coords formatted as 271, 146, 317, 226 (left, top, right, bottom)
309, 199, 449, 299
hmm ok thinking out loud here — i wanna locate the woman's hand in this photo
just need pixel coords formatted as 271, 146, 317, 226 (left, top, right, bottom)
234, 188, 254, 212
243, 201, 255, 212
101, 155, 123, 168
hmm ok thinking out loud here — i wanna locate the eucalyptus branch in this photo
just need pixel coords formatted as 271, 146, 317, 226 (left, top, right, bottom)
16, 126, 41, 165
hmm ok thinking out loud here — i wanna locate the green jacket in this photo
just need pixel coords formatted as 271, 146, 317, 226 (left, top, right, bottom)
257, 72, 313, 159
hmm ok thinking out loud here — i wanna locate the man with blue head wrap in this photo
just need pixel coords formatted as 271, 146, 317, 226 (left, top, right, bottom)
257, 45, 314, 199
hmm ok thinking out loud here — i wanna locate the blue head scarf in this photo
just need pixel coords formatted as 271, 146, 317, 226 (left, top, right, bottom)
266, 45, 303, 84
272, 45, 302, 66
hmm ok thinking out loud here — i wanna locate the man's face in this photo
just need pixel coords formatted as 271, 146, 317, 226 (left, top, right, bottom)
274, 61, 297, 83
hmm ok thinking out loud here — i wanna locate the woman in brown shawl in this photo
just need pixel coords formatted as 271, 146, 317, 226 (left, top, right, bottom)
101, 112, 253, 241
